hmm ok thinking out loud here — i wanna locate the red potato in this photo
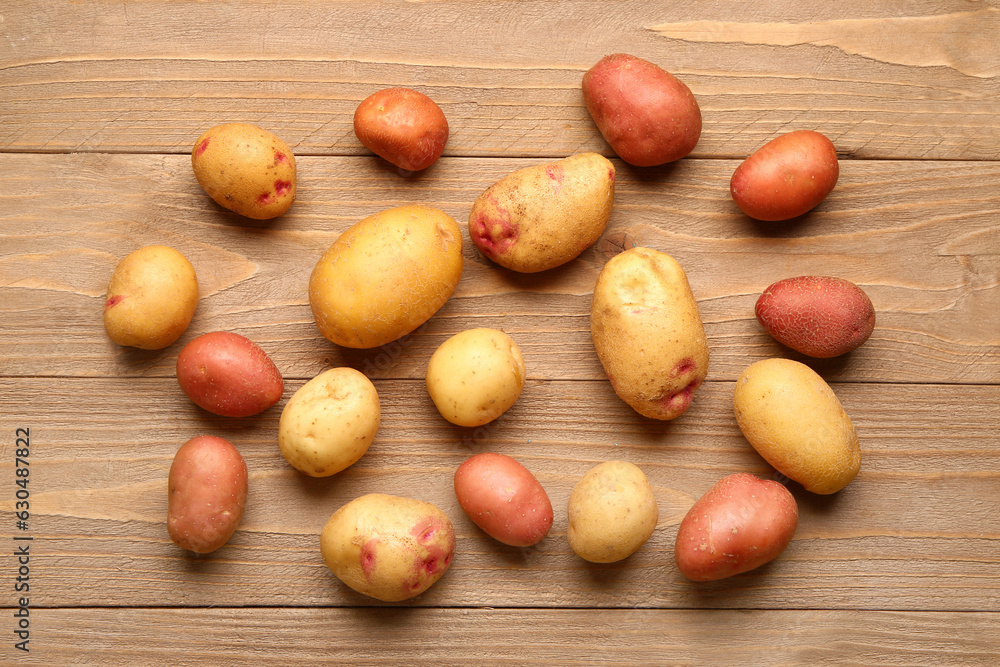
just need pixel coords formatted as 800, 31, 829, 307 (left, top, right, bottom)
756, 276, 875, 358
453, 453, 553, 547
176, 331, 284, 417
582, 53, 702, 167
167, 435, 248, 554
354, 87, 449, 172
675, 473, 798, 582
730, 130, 839, 221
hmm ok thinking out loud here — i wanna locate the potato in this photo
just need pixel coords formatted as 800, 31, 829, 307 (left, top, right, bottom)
453, 453, 553, 547
567, 461, 658, 563
730, 130, 839, 221
167, 435, 248, 554
309, 205, 463, 349
354, 87, 449, 172
675, 473, 799, 582
191, 123, 296, 220
320, 493, 455, 602
103, 245, 199, 350
582, 53, 702, 167
590, 247, 709, 420
734, 358, 861, 494
176, 331, 284, 417
468, 153, 615, 273
426, 328, 525, 427
278, 367, 380, 477
756, 276, 876, 358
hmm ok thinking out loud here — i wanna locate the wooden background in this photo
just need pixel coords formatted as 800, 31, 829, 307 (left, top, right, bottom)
2, 1, 999, 664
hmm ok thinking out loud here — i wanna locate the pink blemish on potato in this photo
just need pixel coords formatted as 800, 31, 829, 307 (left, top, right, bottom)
256, 192, 273, 205
658, 378, 701, 414
274, 180, 291, 197
104, 295, 125, 312
196, 138, 210, 156
410, 517, 443, 544
273, 151, 286, 164
359, 538, 378, 581
608, 168, 615, 182
471, 210, 520, 258
673, 357, 696, 377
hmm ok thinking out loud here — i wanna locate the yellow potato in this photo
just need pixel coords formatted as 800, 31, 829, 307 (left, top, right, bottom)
278, 368, 380, 477
734, 358, 861, 494
103, 245, 199, 350
309, 205, 463, 349
425, 328, 525, 427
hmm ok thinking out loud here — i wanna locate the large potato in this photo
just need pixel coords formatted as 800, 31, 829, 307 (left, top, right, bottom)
734, 358, 861, 494
469, 153, 615, 273
591, 247, 709, 420
320, 493, 455, 602
309, 205, 463, 348
354, 87, 449, 172
103, 245, 199, 350
582, 53, 702, 166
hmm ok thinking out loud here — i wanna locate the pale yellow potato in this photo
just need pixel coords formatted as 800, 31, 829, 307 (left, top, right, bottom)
309, 205, 463, 349
278, 367, 380, 477
321, 493, 455, 602
103, 245, 199, 350
734, 358, 861, 494
425, 328, 525, 427
567, 461, 658, 563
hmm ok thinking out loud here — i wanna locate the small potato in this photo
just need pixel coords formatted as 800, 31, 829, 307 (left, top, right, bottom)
167, 435, 248, 554
103, 245, 199, 350
469, 153, 615, 273
730, 130, 839, 221
176, 331, 284, 417
675, 473, 799, 582
567, 461, 658, 563
454, 453, 553, 547
582, 53, 702, 167
191, 123, 296, 220
278, 367, 380, 477
354, 87, 449, 172
321, 493, 455, 602
756, 276, 875, 358
309, 205, 463, 349
735, 358, 861, 494
426, 328, 525, 427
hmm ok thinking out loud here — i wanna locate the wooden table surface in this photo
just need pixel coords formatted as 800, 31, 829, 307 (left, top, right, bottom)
2, 1, 999, 664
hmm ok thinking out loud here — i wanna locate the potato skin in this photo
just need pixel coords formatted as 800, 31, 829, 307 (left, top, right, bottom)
191, 123, 296, 220
582, 53, 702, 167
320, 493, 455, 602
735, 359, 861, 494
469, 153, 615, 273
167, 435, 248, 554
454, 453, 553, 547
675, 473, 798, 582
309, 205, 463, 349
354, 87, 449, 172
278, 367, 380, 477
103, 245, 199, 350
730, 130, 839, 221
176, 331, 284, 417
590, 247, 709, 420
567, 461, 658, 563
756, 276, 875, 358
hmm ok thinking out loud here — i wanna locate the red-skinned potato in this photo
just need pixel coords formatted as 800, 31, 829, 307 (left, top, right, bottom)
675, 473, 798, 582
454, 453, 553, 547
730, 130, 839, 221
176, 331, 284, 417
354, 87, 449, 172
756, 276, 875, 358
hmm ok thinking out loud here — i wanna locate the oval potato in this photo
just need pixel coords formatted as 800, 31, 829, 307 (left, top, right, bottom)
354, 87, 449, 172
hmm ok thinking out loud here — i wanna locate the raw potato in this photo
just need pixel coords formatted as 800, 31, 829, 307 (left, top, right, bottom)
582, 53, 702, 166
103, 245, 199, 350
591, 247, 709, 420
734, 358, 861, 494
426, 328, 526, 427
167, 435, 248, 554
469, 153, 615, 273
354, 87, 449, 172
675, 473, 799, 582
278, 368, 380, 477
567, 461, 658, 563
191, 123, 296, 220
320, 493, 455, 602
309, 205, 463, 348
